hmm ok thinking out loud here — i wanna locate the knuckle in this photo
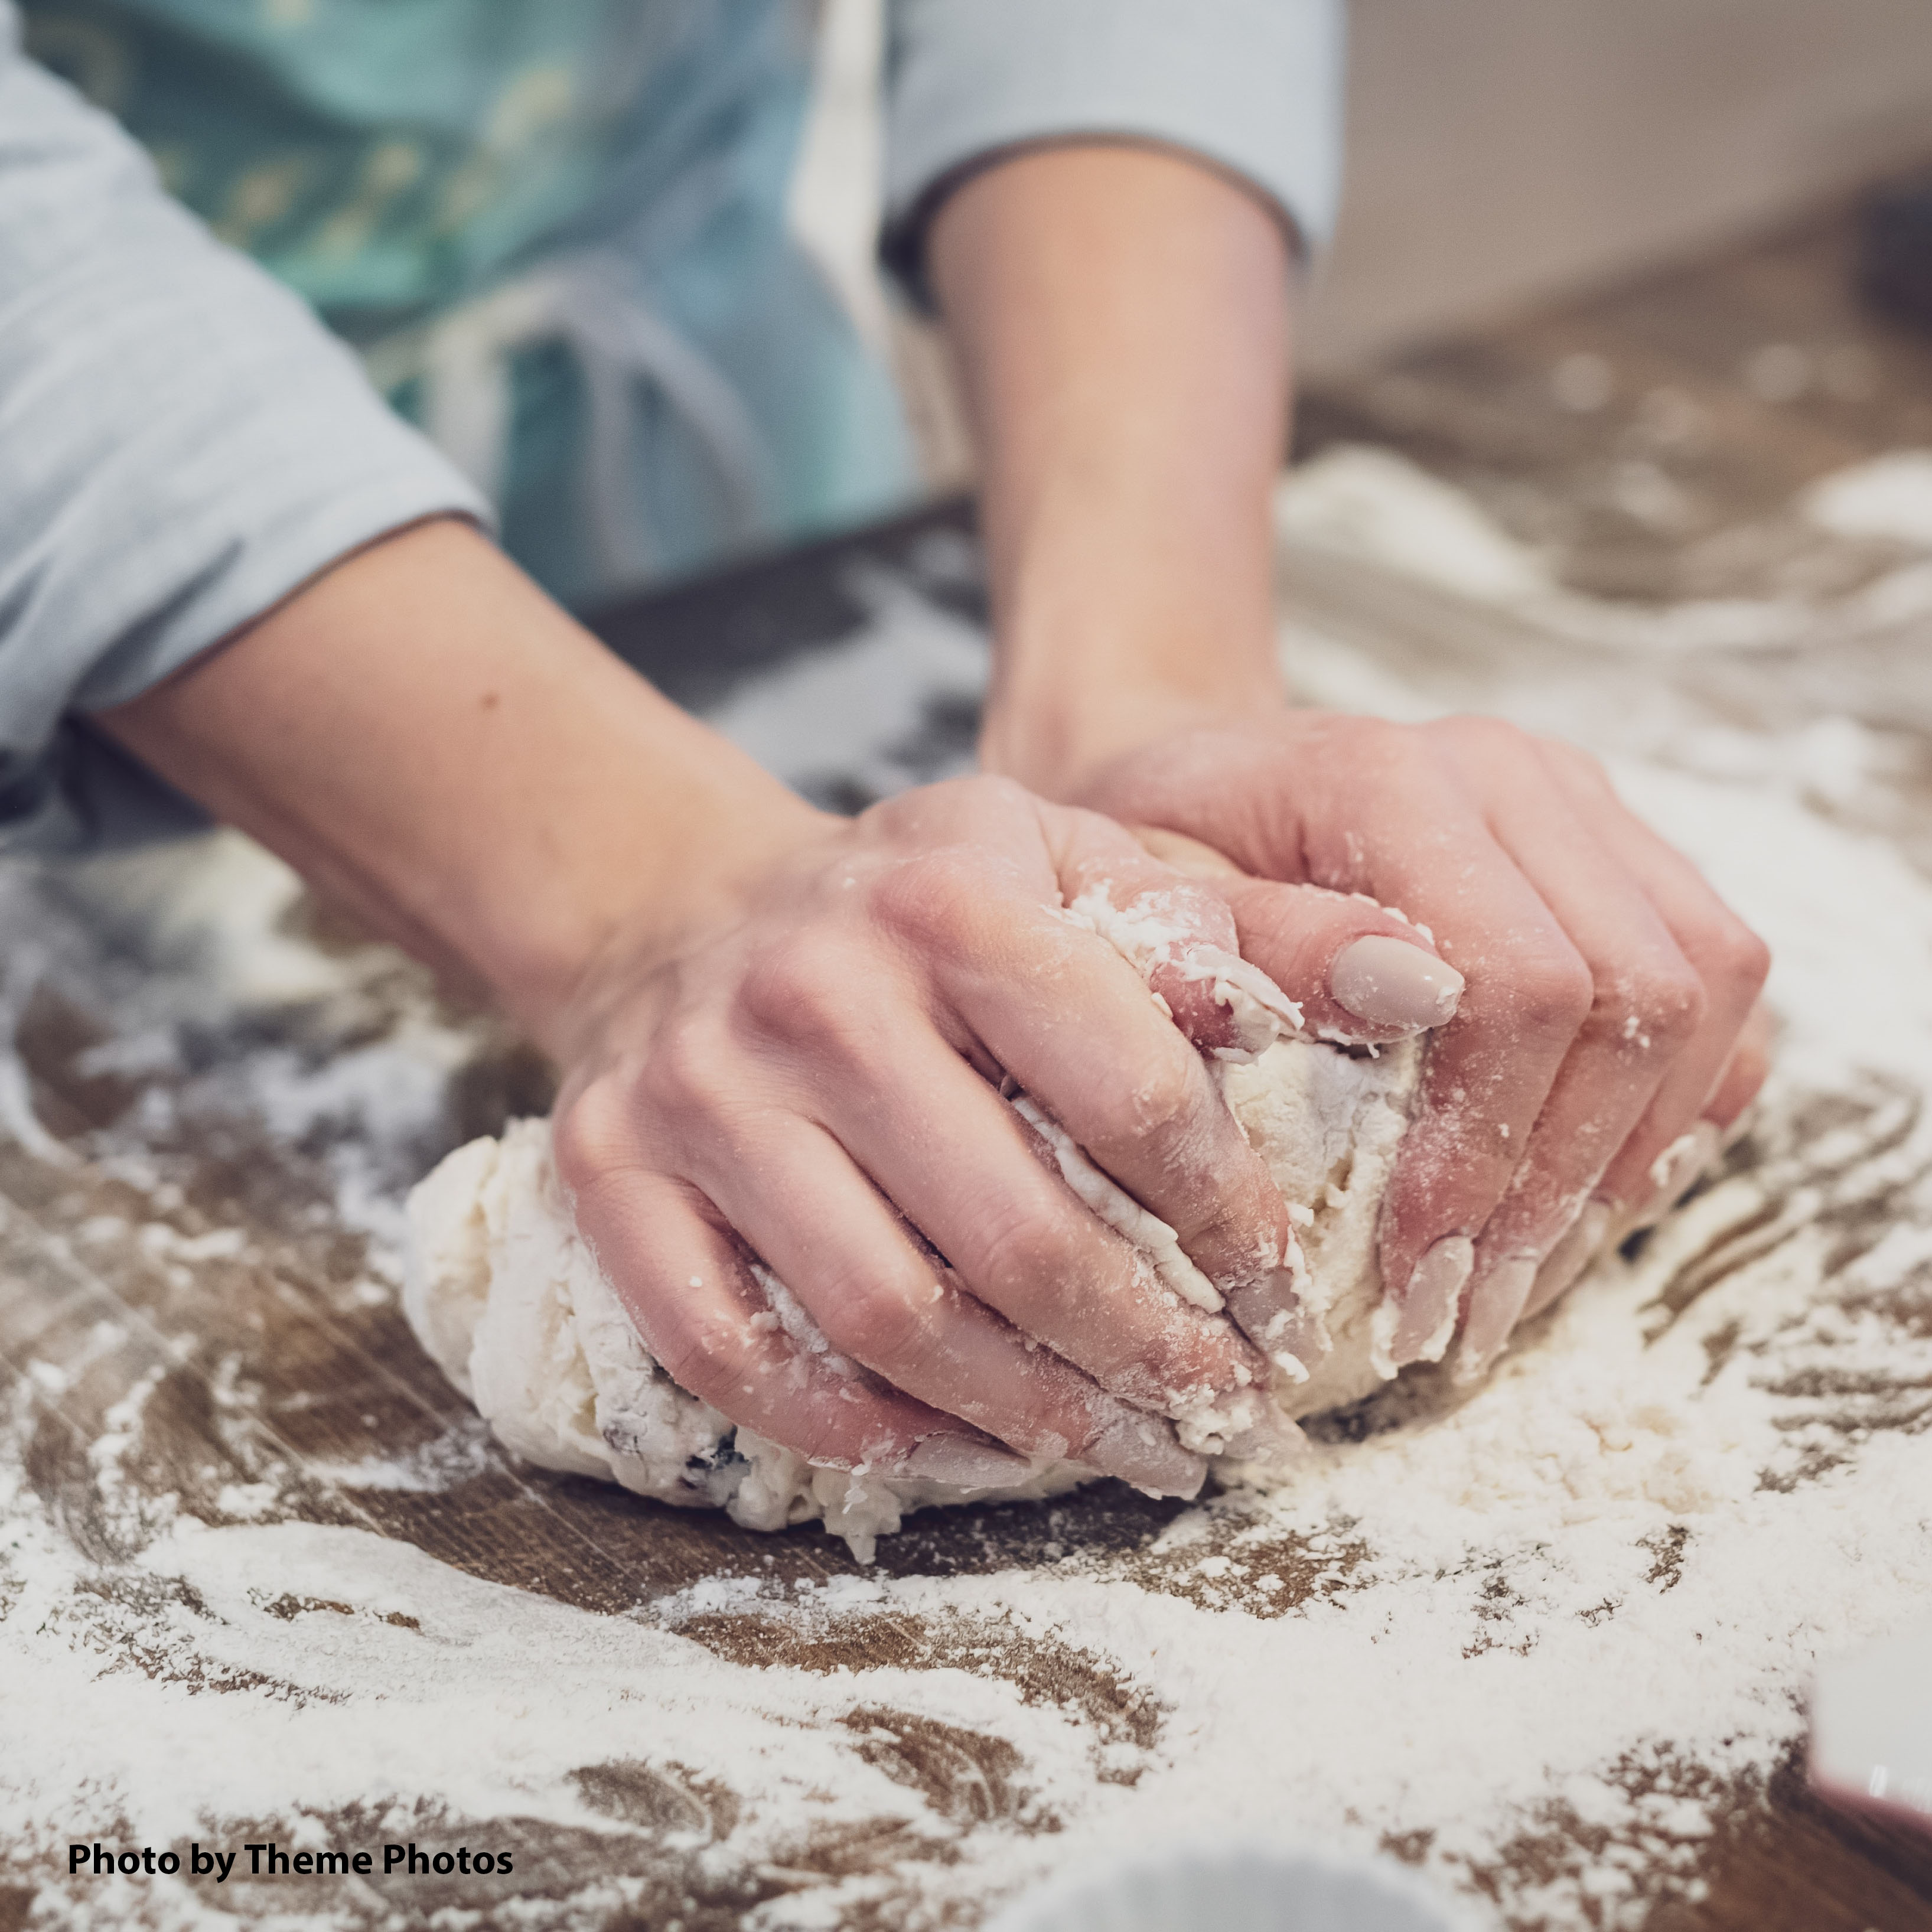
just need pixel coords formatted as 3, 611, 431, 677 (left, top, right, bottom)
1206, 1174, 1291, 1276
1504, 948, 1595, 1040
649, 1318, 721, 1397
1094, 1046, 1203, 1151
816, 1269, 926, 1370
1540, 735, 1611, 789
550, 1080, 629, 1192
1346, 715, 1418, 776
957, 771, 1033, 816
973, 1204, 1077, 1314
1635, 965, 1708, 1046
869, 849, 988, 954
1433, 713, 1532, 764
1712, 917, 1773, 995
639, 1017, 724, 1118
866, 771, 1032, 848
739, 936, 859, 1044
629, 1285, 741, 1401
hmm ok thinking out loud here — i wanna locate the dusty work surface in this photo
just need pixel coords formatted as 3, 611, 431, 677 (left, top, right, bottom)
8, 206, 1932, 1932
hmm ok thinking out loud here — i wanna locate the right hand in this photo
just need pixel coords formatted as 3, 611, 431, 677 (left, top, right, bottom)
550, 774, 1454, 1494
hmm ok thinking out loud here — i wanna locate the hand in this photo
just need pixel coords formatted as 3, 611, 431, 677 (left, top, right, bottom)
96, 522, 1457, 1487
549, 774, 1458, 1491
1066, 712, 1773, 1379
924, 141, 1764, 1380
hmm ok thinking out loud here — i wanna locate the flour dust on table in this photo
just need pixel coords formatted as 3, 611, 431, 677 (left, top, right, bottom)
8, 449, 1932, 1930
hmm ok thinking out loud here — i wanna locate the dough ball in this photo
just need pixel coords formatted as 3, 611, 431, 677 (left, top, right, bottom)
402, 1035, 1424, 1558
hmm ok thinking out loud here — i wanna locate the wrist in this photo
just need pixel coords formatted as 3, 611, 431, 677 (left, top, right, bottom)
980, 647, 1287, 801
975, 501, 1288, 797
517, 776, 832, 1068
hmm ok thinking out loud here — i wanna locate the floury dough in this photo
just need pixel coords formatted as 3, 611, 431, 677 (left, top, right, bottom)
403, 1034, 1422, 1560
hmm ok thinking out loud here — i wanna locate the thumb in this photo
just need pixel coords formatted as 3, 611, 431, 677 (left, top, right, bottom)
1120, 822, 1465, 1046
1048, 806, 1300, 1057
1217, 877, 1464, 1045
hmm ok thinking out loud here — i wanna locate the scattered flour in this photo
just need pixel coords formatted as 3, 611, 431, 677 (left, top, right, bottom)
5, 450, 1932, 1928
1800, 448, 1932, 549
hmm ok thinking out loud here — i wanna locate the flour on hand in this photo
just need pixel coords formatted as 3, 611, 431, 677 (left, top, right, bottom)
404, 1024, 1436, 1559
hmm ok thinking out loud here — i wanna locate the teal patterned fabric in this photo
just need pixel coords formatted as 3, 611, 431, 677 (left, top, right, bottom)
20, 0, 917, 603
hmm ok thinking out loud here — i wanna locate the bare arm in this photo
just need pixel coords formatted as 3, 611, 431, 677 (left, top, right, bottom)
931, 144, 1292, 795
101, 520, 816, 1057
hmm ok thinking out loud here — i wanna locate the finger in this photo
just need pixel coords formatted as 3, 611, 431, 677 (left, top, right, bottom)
881, 811, 1312, 1361
1522, 999, 1777, 1321
1703, 998, 1774, 1132
1125, 823, 1249, 879
731, 852, 1297, 1386
1500, 753, 1772, 1341
1357, 805, 1597, 1365
1120, 817, 1468, 1042
1052, 809, 1305, 1056
1040, 819, 1332, 1361
1450, 784, 1710, 1380
1540, 745, 1771, 1211
1217, 877, 1465, 1044
686, 1108, 1219, 1494
1516, 1122, 1722, 1334
1002, 1087, 1315, 1415
564, 1156, 1006, 1478
1618, 996, 1771, 1230
753, 1002, 1291, 1451
1136, 728, 1598, 1364
1067, 821, 1465, 1051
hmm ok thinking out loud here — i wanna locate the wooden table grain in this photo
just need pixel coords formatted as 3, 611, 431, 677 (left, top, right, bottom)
6, 196, 1932, 1931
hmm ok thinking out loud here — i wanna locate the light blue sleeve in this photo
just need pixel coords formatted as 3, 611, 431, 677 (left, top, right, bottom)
0, 3, 488, 848
881, 0, 1347, 302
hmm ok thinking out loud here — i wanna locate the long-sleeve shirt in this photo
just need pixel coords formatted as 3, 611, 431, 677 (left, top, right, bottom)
0, 0, 1344, 849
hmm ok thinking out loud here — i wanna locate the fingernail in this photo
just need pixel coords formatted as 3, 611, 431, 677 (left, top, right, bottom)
898, 1435, 1035, 1488
1455, 1252, 1539, 1384
1526, 1199, 1615, 1318
1224, 1265, 1328, 1379
1190, 947, 1304, 1054
1084, 1408, 1208, 1498
1331, 936, 1465, 1032
1220, 1403, 1309, 1474
1635, 1119, 1722, 1229
1386, 1234, 1473, 1368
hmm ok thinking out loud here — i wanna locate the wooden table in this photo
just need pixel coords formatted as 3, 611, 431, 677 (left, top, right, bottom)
6, 198, 1932, 1931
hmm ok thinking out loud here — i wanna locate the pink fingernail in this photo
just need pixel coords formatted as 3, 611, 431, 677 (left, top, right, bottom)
1225, 1265, 1328, 1377
1331, 936, 1465, 1032
898, 1435, 1035, 1488
1634, 1120, 1722, 1229
1221, 1403, 1309, 1474
1455, 1252, 1540, 1384
1526, 1199, 1615, 1317
1084, 1409, 1208, 1498
1387, 1234, 1473, 1367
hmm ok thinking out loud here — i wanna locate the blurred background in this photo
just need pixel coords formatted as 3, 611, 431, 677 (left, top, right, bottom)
785, 0, 1932, 494
588, 0, 1932, 826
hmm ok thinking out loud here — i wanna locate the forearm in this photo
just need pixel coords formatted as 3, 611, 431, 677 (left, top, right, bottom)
929, 144, 1295, 797
98, 520, 823, 1056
